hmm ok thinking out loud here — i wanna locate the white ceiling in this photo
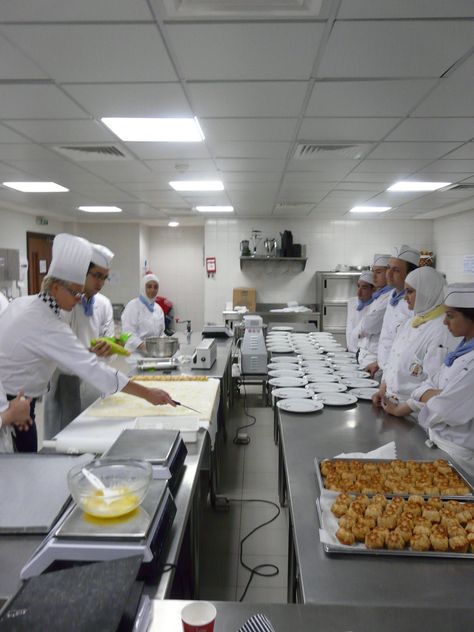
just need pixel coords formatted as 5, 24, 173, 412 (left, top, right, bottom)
0, 0, 474, 223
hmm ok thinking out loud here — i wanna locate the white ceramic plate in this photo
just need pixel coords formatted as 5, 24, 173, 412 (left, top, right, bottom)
350, 387, 379, 400
302, 367, 333, 374
268, 369, 304, 378
307, 382, 348, 393
301, 354, 325, 360
269, 356, 299, 363
268, 363, 302, 371
271, 326, 294, 332
341, 378, 379, 388
271, 387, 311, 399
331, 363, 359, 370
305, 375, 339, 383
268, 346, 294, 354
268, 376, 307, 387
300, 360, 329, 367
335, 370, 370, 378
314, 392, 358, 406
277, 398, 324, 413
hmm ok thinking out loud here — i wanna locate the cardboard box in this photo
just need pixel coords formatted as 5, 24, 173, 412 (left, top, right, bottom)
233, 287, 256, 311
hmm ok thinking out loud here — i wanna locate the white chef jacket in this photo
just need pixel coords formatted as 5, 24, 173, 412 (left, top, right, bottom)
121, 297, 165, 351
345, 297, 364, 353
355, 290, 390, 369
412, 349, 474, 454
0, 382, 13, 453
383, 314, 459, 405
62, 293, 115, 349
377, 296, 412, 371
0, 295, 129, 398
0, 292, 9, 315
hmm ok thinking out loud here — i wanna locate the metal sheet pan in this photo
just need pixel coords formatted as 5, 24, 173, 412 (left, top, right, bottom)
314, 457, 474, 501
315, 498, 474, 560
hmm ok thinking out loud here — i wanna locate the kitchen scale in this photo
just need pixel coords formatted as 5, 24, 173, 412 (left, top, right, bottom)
104, 429, 187, 495
21, 480, 176, 583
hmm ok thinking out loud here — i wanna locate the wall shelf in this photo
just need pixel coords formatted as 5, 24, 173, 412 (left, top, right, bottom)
239, 256, 307, 271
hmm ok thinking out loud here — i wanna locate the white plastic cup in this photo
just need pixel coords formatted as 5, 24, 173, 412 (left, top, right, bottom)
181, 602, 217, 632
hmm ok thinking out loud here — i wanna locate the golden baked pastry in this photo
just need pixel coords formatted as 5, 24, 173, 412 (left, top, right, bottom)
336, 527, 355, 546
467, 532, 474, 553
430, 526, 449, 552
386, 530, 405, 550
449, 535, 468, 553
410, 533, 430, 551
365, 528, 386, 549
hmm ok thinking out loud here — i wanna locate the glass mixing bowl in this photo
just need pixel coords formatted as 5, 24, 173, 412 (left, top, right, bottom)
67, 458, 153, 519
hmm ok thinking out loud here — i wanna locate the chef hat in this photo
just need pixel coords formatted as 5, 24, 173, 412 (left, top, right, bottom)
391, 244, 420, 266
372, 253, 390, 267
444, 283, 474, 308
91, 243, 114, 269
141, 273, 159, 296
405, 267, 446, 315
47, 233, 92, 285
359, 271, 374, 286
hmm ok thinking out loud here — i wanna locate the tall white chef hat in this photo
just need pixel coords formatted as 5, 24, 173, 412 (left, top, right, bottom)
91, 243, 114, 268
359, 271, 374, 285
444, 283, 474, 308
141, 273, 159, 296
47, 233, 92, 285
372, 253, 390, 267
391, 244, 420, 266
405, 267, 446, 314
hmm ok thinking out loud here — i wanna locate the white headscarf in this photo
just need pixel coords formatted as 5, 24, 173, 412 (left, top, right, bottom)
141, 273, 159, 296
405, 267, 446, 315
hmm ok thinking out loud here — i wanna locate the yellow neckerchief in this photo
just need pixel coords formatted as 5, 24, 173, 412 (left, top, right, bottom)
411, 304, 445, 328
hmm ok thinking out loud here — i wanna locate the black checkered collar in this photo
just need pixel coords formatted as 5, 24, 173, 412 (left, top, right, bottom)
38, 292, 61, 316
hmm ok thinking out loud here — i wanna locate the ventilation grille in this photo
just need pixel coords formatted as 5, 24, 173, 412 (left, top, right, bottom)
53, 144, 128, 161
443, 184, 474, 191
293, 143, 371, 160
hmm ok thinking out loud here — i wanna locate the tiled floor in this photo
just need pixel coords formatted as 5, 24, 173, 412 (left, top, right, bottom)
199, 386, 288, 603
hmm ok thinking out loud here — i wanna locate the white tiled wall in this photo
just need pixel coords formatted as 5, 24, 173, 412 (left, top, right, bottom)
204, 218, 434, 322
433, 209, 474, 282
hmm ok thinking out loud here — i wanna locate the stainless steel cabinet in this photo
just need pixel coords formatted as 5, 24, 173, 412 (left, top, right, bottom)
316, 271, 360, 341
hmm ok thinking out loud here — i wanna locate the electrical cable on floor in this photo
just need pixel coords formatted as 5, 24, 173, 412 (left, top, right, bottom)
228, 498, 281, 602
232, 378, 256, 445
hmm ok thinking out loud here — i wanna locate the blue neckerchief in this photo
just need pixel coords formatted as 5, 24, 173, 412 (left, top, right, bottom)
389, 288, 405, 307
444, 338, 474, 367
356, 297, 374, 312
139, 294, 155, 313
372, 285, 392, 300
81, 295, 95, 317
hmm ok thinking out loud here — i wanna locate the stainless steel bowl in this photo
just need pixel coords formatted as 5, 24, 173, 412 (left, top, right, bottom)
144, 336, 179, 358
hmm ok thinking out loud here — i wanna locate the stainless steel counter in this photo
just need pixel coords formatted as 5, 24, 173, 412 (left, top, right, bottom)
278, 401, 474, 607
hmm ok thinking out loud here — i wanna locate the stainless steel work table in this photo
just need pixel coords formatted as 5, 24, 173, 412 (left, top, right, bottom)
149, 599, 471, 632
278, 401, 474, 607
0, 431, 208, 602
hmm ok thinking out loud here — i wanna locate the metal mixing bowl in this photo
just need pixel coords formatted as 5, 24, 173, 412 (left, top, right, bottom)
143, 336, 179, 358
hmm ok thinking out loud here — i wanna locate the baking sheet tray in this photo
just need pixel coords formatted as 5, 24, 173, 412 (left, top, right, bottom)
314, 457, 474, 500
0, 453, 93, 534
315, 496, 474, 560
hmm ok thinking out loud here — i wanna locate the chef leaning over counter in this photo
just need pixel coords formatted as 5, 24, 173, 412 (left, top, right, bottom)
0, 233, 174, 453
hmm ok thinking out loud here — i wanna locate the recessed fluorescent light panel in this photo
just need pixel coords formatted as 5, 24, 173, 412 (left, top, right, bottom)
350, 206, 391, 213
3, 181, 69, 193
169, 180, 224, 192
168, 221, 180, 227
78, 206, 122, 213
387, 181, 451, 192
101, 117, 205, 142
195, 206, 234, 213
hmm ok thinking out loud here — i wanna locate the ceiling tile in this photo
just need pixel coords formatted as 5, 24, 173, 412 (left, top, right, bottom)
0, 0, 153, 21
6, 120, 115, 144
146, 158, 216, 173
209, 141, 290, 159
227, 190, 276, 209
188, 82, 307, 117
0, 34, 48, 80
318, 21, 474, 78
127, 142, 211, 161
63, 83, 191, 118
352, 158, 432, 174
440, 142, 474, 160
215, 158, 286, 172
387, 117, 474, 142
2, 25, 177, 82
368, 141, 461, 160
338, 0, 474, 19
0, 143, 63, 161
0, 124, 30, 143
78, 161, 154, 181
135, 190, 191, 206
0, 84, 86, 118
416, 159, 474, 173
221, 172, 282, 184
273, 205, 314, 217
200, 118, 297, 142
167, 23, 324, 80
299, 117, 399, 142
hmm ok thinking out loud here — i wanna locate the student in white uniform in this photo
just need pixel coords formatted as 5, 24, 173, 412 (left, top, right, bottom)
121, 273, 165, 352
382, 283, 474, 476
372, 267, 458, 411
0, 292, 9, 315
345, 271, 374, 354
375, 245, 420, 374
0, 234, 174, 452
0, 385, 32, 453
43, 243, 116, 439
355, 254, 392, 375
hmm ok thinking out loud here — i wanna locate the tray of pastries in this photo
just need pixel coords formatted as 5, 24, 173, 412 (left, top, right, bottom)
317, 492, 474, 558
315, 458, 473, 500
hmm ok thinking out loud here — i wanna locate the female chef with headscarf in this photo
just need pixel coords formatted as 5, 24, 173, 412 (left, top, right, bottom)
0, 234, 174, 452
382, 283, 474, 476
121, 273, 165, 353
372, 266, 459, 410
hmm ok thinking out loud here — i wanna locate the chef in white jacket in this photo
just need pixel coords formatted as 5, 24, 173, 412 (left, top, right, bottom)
383, 283, 474, 476
373, 267, 458, 410
121, 273, 165, 352
376, 245, 420, 373
345, 271, 374, 354
43, 242, 116, 439
0, 234, 174, 452
355, 254, 392, 375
